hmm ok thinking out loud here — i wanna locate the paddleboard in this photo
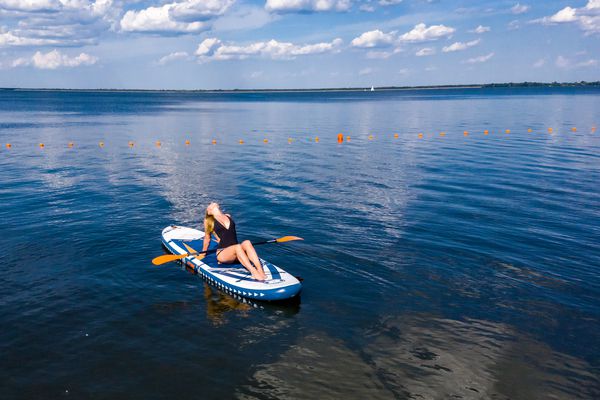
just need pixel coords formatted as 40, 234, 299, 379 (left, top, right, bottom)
161, 225, 302, 301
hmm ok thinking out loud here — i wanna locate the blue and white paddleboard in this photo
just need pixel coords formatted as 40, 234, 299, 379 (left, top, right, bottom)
161, 225, 302, 301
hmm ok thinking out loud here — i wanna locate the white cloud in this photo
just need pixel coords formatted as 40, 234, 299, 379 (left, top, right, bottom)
398, 23, 455, 42
507, 19, 520, 30
195, 37, 343, 61
533, 58, 545, 68
213, 5, 277, 31
0, 28, 61, 46
157, 51, 190, 65
442, 38, 480, 52
359, 4, 374, 12
415, 47, 434, 56
120, 0, 234, 33
531, 2, 600, 35
0, 1, 117, 19
556, 55, 599, 69
170, 0, 235, 21
464, 52, 494, 63
352, 24, 453, 57
365, 48, 402, 59
351, 29, 396, 48
0, 0, 57, 12
359, 67, 373, 75
578, 15, 600, 34
586, 0, 600, 9
0, 1, 119, 47
470, 25, 490, 33
577, 59, 598, 67
511, 3, 530, 15
378, 0, 402, 6
195, 37, 221, 55
265, 0, 351, 13
10, 49, 98, 69
556, 55, 570, 68
536, 6, 578, 24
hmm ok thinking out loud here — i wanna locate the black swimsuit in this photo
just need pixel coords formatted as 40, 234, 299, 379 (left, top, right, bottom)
214, 216, 238, 249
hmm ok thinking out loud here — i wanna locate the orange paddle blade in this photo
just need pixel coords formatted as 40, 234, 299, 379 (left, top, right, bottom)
183, 243, 197, 253
275, 236, 303, 243
152, 253, 188, 265
183, 244, 205, 260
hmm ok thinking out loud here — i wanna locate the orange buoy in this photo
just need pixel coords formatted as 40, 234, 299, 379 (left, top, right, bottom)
463, 131, 469, 136
527, 128, 532, 133
263, 138, 268, 143
592, 126, 597, 132
239, 139, 244, 144
368, 135, 374, 140
439, 132, 446, 137
394, 133, 399, 139
571, 127, 577, 132
212, 139, 217, 145
418, 133, 423, 139
155, 141, 161, 147
315, 137, 319, 143
505, 129, 510, 134
346, 136, 350, 141
99, 141, 104, 148
484, 130, 489, 135
548, 127, 553, 133
6, 143, 12, 149
39, 143, 45, 148
337, 133, 344, 142
185, 139, 190, 145
68, 142, 74, 148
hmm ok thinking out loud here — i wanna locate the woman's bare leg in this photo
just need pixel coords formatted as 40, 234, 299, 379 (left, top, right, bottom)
241, 240, 265, 276
217, 245, 265, 280
237, 244, 266, 280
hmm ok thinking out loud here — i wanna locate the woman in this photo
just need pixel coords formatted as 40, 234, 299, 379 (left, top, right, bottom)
202, 202, 267, 281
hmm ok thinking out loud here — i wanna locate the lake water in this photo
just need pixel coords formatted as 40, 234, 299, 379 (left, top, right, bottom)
1, 87, 599, 399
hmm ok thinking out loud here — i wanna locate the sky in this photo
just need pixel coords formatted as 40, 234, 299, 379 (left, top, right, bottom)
0, 0, 599, 89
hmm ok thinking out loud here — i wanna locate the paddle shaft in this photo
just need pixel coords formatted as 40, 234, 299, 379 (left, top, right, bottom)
188, 238, 277, 257
151, 236, 301, 266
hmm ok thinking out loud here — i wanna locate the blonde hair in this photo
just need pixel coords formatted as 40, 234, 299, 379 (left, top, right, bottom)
204, 211, 215, 235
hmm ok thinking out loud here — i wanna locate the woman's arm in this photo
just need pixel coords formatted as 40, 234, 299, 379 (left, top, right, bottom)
202, 229, 210, 253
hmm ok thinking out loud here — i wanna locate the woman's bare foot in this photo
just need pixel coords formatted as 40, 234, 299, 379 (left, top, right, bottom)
251, 269, 266, 281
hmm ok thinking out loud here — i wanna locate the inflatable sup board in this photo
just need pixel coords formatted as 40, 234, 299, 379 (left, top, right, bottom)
161, 225, 302, 301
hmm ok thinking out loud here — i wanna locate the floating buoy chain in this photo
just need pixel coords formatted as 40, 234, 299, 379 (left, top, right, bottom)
2, 126, 596, 150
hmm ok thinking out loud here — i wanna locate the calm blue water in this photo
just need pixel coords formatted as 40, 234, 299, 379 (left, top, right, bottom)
1, 88, 599, 399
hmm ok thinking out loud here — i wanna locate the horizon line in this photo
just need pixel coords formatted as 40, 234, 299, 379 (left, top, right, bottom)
1, 81, 599, 93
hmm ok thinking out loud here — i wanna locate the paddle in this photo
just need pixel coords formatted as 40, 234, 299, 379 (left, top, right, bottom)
151, 236, 303, 266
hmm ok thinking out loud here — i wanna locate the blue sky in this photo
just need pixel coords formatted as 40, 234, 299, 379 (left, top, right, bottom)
0, 0, 598, 89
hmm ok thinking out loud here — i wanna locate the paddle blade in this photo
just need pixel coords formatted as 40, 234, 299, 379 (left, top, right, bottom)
152, 253, 188, 265
275, 236, 304, 243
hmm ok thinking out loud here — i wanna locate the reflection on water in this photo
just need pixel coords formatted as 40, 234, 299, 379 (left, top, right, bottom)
204, 284, 253, 326
238, 315, 600, 399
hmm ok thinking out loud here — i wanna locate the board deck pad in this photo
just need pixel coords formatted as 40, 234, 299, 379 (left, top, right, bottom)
161, 226, 301, 301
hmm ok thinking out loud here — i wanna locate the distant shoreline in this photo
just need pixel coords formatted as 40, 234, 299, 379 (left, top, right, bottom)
1, 81, 599, 93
